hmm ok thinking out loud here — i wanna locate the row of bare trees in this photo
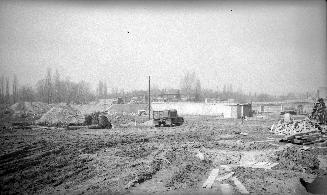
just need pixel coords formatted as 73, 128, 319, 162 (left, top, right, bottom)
0, 69, 97, 105
180, 71, 202, 101
35, 68, 96, 104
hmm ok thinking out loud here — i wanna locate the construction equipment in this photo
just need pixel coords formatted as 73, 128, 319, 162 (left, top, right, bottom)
153, 109, 184, 127
83, 112, 112, 129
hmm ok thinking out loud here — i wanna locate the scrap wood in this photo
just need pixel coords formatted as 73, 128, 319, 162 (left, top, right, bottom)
202, 168, 220, 188
242, 162, 278, 169
216, 172, 235, 182
231, 177, 249, 194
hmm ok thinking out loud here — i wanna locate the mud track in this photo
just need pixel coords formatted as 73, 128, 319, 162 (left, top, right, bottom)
0, 116, 326, 194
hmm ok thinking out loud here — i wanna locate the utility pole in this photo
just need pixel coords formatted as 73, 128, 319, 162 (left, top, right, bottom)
148, 76, 151, 120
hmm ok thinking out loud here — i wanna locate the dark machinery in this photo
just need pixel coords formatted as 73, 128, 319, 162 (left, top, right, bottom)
153, 109, 184, 127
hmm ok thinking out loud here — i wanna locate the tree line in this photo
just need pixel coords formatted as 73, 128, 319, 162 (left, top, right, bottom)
0, 69, 97, 105
0, 69, 311, 105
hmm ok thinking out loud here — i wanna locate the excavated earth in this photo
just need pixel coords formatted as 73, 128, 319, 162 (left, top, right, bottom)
0, 115, 326, 194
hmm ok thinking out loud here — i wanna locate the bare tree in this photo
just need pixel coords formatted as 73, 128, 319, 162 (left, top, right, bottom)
12, 74, 18, 103
180, 71, 196, 101
103, 82, 108, 98
19, 86, 35, 103
97, 80, 103, 99
0, 75, 4, 103
5, 77, 10, 104
36, 79, 47, 102
54, 69, 62, 103
45, 68, 53, 104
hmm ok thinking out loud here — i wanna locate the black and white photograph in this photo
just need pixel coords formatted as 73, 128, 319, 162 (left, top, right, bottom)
0, 0, 326, 194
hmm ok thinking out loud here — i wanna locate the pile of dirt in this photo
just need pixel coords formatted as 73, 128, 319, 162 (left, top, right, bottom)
270, 118, 321, 135
10, 102, 52, 119
36, 104, 84, 126
273, 146, 319, 173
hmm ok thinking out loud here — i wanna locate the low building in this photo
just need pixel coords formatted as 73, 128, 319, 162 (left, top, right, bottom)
228, 103, 253, 119
151, 102, 253, 119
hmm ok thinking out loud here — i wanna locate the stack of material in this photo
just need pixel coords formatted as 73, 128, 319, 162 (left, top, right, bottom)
36, 104, 84, 126
270, 118, 321, 136
280, 131, 327, 146
310, 98, 327, 125
270, 117, 327, 145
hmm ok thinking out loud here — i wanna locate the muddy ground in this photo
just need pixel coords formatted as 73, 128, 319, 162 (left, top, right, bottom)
0, 115, 326, 194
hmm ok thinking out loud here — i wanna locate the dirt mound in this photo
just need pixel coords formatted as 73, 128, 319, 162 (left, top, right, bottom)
273, 146, 319, 173
36, 104, 84, 126
10, 102, 52, 119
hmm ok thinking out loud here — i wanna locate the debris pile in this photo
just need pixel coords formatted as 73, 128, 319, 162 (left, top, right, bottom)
280, 131, 327, 146
270, 118, 321, 136
310, 98, 327, 125
36, 104, 84, 126
270, 117, 327, 145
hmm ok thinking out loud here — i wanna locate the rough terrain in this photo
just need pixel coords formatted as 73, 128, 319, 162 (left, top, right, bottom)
0, 115, 326, 194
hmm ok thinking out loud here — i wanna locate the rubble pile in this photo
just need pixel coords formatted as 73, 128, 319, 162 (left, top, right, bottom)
36, 104, 84, 126
310, 98, 327, 125
270, 118, 327, 145
270, 118, 321, 136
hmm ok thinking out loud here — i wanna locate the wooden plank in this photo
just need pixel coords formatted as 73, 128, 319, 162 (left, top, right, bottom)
231, 176, 249, 194
216, 172, 234, 182
202, 168, 220, 188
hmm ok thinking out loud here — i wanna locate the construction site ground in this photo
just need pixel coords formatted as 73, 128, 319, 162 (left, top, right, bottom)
1, 115, 327, 194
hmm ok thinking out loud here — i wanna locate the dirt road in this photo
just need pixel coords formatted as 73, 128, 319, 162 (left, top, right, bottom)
1, 116, 326, 194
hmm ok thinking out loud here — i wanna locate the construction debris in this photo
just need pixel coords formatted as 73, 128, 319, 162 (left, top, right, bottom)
279, 130, 327, 145
270, 117, 322, 136
241, 162, 278, 169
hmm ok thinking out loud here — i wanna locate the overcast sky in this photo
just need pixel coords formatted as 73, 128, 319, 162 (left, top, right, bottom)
0, 0, 326, 95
